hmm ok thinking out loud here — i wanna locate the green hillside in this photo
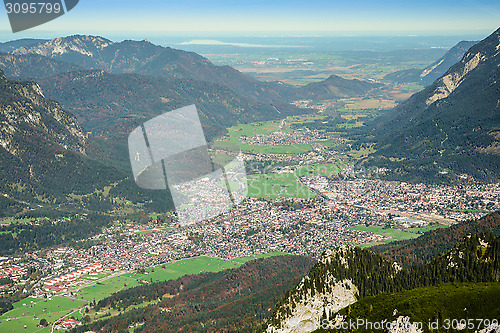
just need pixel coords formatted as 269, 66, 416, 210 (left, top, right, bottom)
314, 282, 500, 333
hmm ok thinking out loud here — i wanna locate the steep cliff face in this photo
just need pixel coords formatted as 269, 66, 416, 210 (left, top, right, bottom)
368, 27, 500, 181
266, 276, 357, 333
0, 69, 123, 202
385, 40, 477, 86
0, 70, 87, 157
424, 36, 497, 106
379, 28, 499, 133
265, 245, 401, 333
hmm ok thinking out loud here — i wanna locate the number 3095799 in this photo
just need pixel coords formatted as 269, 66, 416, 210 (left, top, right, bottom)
5, 2, 62, 14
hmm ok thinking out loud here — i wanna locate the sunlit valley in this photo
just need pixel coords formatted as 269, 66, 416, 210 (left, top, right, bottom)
0, 25, 499, 333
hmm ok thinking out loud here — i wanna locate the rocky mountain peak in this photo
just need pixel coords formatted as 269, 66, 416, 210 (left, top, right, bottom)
12, 35, 113, 58
425, 28, 499, 106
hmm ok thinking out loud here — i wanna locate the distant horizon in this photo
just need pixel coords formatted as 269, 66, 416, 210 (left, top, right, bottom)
0, 28, 496, 40
0, 30, 494, 54
1, 0, 499, 38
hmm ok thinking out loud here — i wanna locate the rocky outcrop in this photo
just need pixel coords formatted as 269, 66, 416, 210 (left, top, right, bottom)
0, 70, 87, 157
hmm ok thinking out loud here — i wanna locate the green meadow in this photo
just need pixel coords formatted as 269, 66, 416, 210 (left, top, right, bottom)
231, 252, 290, 264
247, 173, 317, 199
295, 163, 344, 178
122, 256, 242, 283
0, 296, 85, 333
0, 254, 290, 333
75, 275, 142, 302
350, 225, 420, 245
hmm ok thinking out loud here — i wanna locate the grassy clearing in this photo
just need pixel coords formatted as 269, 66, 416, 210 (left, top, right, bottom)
247, 173, 317, 199
231, 252, 290, 264
122, 256, 242, 284
295, 163, 344, 178
0, 218, 36, 225
75, 276, 141, 302
348, 146, 376, 159
350, 225, 419, 242
0, 296, 86, 333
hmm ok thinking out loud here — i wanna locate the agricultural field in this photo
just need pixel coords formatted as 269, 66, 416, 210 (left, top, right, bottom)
241, 143, 314, 155
210, 115, 334, 157
122, 256, 242, 283
358, 223, 449, 248
247, 173, 317, 199
231, 251, 290, 264
405, 224, 448, 233
74, 275, 142, 302
0, 253, 290, 332
350, 225, 420, 244
341, 97, 397, 110
0, 296, 86, 333
295, 163, 344, 178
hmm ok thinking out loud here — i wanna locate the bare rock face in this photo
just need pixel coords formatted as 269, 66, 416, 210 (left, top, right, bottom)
0, 69, 119, 204
369, 27, 500, 181
0, 69, 87, 157
266, 276, 358, 333
265, 244, 392, 333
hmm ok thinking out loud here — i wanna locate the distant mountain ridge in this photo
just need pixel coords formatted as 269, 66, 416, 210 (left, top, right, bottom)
35, 69, 300, 140
385, 40, 478, 86
0, 38, 47, 53
292, 74, 382, 100
0, 52, 83, 79
2, 35, 381, 105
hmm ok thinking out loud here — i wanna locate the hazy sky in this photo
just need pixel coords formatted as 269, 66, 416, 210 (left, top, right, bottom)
1, 0, 499, 37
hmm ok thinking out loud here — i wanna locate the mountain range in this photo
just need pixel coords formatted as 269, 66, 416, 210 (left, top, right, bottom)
1, 35, 380, 105
0, 34, 384, 209
384, 40, 478, 86
362, 28, 500, 182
